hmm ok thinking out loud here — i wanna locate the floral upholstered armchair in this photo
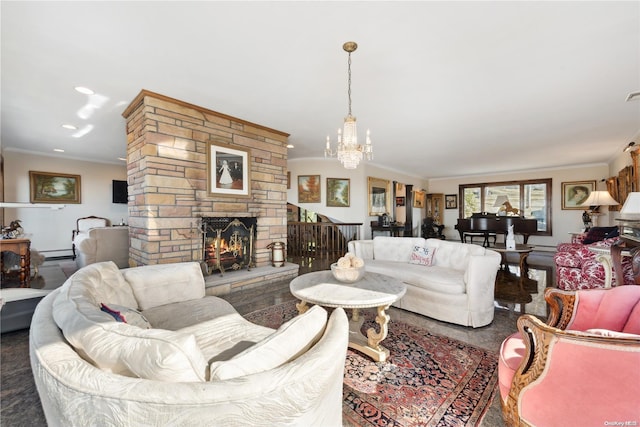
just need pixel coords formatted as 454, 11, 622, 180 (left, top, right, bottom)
498, 286, 640, 426
554, 226, 634, 290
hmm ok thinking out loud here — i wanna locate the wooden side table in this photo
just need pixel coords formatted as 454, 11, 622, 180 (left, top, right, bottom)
0, 238, 31, 287
492, 243, 533, 276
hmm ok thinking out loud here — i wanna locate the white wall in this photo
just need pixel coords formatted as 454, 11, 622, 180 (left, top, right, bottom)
3, 150, 127, 256
427, 163, 611, 248
287, 158, 428, 239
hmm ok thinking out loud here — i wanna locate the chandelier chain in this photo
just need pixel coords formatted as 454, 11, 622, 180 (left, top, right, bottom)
347, 52, 352, 116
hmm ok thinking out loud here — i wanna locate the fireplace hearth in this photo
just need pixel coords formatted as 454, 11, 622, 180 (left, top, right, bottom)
202, 217, 257, 275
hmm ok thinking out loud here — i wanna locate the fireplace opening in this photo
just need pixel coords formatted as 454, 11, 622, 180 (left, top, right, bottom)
202, 217, 257, 275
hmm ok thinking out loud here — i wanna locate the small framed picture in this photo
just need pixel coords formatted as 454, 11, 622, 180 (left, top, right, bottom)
29, 171, 81, 203
368, 177, 391, 215
413, 190, 426, 208
395, 196, 405, 207
561, 180, 596, 210
445, 194, 458, 209
298, 175, 321, 203
207, 141, 251, 197
326, 178, 350, 207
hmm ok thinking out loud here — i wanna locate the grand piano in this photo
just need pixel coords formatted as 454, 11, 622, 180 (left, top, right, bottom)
455, 213, 538, 247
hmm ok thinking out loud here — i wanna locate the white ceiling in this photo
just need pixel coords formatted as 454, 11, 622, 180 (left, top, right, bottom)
2, 1, 639, 179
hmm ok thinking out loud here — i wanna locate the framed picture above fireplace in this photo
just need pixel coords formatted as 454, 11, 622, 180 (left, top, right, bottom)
207, 141, 251, 197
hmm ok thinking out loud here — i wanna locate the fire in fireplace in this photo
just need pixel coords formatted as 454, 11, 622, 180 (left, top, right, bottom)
201, 217, 257, 275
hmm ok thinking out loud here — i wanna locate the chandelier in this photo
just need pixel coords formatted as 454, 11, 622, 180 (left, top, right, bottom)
324, 41, 373, 169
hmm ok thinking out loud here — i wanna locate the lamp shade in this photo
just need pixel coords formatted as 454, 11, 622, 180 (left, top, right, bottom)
493, 195, 509, 207
619, 192, 640, 220
579, 190, 619, 207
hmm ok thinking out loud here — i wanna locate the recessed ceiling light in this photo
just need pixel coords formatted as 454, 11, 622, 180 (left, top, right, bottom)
54, 148, 65, 153
62, 124, 77, 130
286, 144, 294, 149
74, 86, 94, 95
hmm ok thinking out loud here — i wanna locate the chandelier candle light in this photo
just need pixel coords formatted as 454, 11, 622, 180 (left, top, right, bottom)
325, 41, 373, 169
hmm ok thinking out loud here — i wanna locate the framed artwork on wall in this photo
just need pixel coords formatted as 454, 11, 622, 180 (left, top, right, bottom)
368, 177, 391, 215
29, 171, 81, 203
413, 190, 426, 208
326, 178, 350, 207
207, 141, 251, 197
561, 180, 596, 209
445, 194, 458, 209
298, 175, 321, 203
395, 196, 405, 207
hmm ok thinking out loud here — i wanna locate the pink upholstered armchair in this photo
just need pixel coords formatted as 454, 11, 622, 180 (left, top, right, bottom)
554, 237, 635, 290
499, 286, 640, 426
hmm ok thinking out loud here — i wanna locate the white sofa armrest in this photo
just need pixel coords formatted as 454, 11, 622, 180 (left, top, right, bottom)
465, 250, 501, 310
348, 240, 374, 260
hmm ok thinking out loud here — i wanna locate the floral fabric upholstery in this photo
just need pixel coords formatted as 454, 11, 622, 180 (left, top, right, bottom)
554, 238, 634, 290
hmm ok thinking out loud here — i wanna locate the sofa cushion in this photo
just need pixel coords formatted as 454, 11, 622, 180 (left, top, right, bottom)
373, 237, 426, 262
123, 262, 205, 310
409, 246, 436, 266
426, 239, 485, 271
64, 261, 138, 309
208, 305, 328, 381
142, 296, 239, 331
365, 260, 466, 294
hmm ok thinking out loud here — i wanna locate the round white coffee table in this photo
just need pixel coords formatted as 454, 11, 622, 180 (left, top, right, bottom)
290, 270, 406, 362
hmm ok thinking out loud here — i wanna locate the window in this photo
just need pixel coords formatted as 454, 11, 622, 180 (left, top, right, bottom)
459, 178, 551, 235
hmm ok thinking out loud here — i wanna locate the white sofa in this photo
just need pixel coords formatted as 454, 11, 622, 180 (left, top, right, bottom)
73, 226, 129, 269
30, 261, 349, 426
348, 237, 501, 327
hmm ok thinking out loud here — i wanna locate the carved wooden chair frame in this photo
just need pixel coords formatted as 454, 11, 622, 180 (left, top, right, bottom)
501, 287, 640, 426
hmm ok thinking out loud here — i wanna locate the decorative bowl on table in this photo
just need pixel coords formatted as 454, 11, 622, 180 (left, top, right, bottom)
330, 263, 365, 283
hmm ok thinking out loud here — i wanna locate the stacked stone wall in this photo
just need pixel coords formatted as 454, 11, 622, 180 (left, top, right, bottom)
122, 90, 289, 267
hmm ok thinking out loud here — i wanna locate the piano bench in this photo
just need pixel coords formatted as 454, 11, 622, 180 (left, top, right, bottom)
464, 232, 497, 247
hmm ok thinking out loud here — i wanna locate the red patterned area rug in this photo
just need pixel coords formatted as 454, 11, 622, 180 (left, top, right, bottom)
244, 301, 499, 427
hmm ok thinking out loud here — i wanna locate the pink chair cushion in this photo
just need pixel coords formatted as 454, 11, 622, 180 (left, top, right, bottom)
498, 332, 525, 402
519, 337, 640, 426
569, 286, 640, 333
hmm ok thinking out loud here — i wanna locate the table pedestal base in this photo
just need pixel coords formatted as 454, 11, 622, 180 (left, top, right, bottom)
296, 301, 392, 362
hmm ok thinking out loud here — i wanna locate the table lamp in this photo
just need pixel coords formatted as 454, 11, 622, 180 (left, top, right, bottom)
619, 192, 640, 220
579, 190, 619, 227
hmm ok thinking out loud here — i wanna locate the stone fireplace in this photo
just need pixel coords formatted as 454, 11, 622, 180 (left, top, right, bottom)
122, 90, 289, 270
201, 216, 257, 275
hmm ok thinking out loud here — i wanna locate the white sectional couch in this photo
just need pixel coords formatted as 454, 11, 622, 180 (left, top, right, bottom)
30, 261, 349, 426
348, 237, 501, 327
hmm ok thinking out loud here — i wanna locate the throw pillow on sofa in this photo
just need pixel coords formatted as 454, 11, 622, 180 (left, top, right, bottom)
582, 226, 618, 244
409, 246, 436, 266
100, 303, 151, 329
123, 262, 205, 310
209, 305, 328, 381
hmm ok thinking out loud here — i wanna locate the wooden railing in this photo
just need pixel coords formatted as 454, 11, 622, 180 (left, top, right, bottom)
287, 222, 362, 257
